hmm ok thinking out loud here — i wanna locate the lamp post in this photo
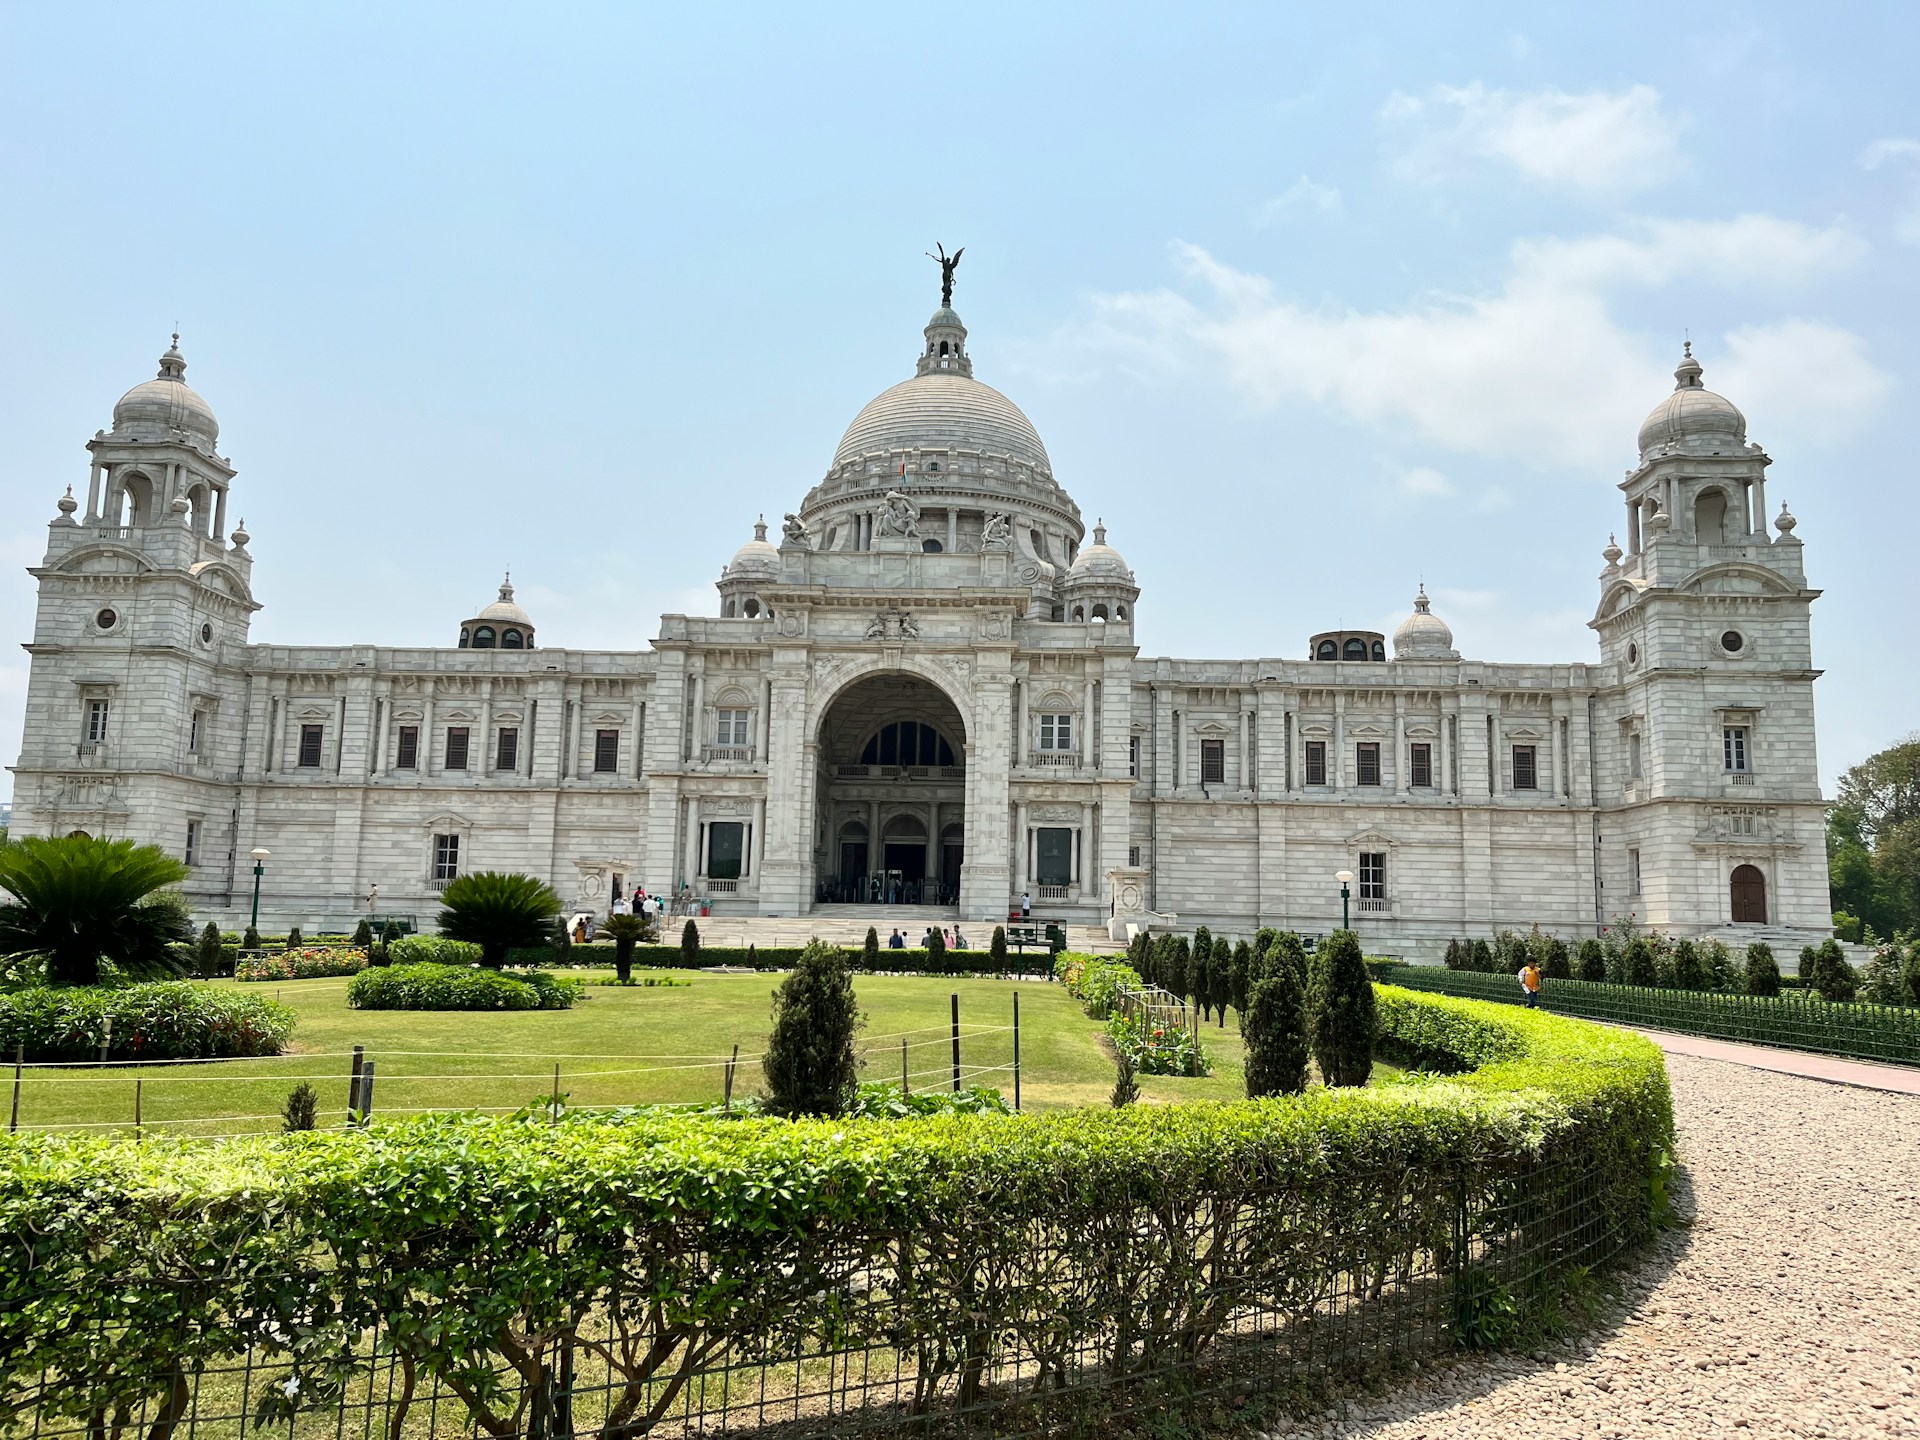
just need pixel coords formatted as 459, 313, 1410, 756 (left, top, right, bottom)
1335, 869, 1353, 931
248, 848, 270, 933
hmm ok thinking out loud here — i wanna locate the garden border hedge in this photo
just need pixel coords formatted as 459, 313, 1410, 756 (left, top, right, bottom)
1377, 961, 1920, 1065
0, 983, 295, 1063
0, 987, 1669, 1438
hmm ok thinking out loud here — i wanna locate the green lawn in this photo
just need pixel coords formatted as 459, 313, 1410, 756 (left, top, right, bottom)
10, 971, 1296, 1138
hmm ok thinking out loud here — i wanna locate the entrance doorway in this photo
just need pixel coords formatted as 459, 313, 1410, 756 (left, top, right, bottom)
1730, 863, 1768, 924
814, 672, 967, 907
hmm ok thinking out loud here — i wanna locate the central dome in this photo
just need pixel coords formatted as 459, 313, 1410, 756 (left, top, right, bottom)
832, 371, 1052, 473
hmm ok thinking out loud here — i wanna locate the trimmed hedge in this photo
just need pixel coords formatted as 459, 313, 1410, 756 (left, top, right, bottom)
0, 983, 295, 1062
0, 989, 1668, 1436
1378, 962, 1920, 1066
386, 934, 484, 967
345, 963, 583, 1011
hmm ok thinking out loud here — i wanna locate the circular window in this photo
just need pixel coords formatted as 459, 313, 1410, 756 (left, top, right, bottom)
200, 622, 214, 645
95, 608, 117, 631
1721, 630, 1745, 654
1627, 642, 1638, 665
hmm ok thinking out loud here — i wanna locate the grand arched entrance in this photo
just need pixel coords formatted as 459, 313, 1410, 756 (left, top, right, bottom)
814, 673, 966, 906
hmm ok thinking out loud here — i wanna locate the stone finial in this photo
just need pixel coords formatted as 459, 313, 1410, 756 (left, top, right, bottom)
169, 495, 191, 523
1673, 340, 1704, 390
55, 486, 78, 521
231, 518, 250, 549
158, 331, 187, 381
498, 571, 515, 602
1602, 534, 1623, 567
1648, 509, 1672, 535
1775, 503, 1797, 534
1093, 518, 1107, 546
753, 514, 768, 543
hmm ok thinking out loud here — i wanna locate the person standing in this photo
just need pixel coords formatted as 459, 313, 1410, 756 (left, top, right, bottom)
1020, 891, 1031, 920
1519, 957, 1543, 1009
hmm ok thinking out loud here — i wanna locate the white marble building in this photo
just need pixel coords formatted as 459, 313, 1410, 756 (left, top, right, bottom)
10, 302, 1833, 956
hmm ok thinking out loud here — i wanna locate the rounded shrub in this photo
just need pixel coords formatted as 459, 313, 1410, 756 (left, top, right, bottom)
1544, 936, 1572, 981
346, 963, 582, 1011
1623, 937, 1658, 988
1241, 963, 1309, 1097
1811, 940, 1858, 1003
1469, 937, 1494, 973
0, 982, 294, 1062
1670, 940, 1706, 992
1308, 928, 1375, 1087
1744, 942, 1782, 997
1575, 938, 1606, 983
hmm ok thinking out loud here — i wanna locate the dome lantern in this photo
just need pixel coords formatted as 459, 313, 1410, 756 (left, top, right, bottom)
1635, 342, 1747, 460
458, 571, 535, 650
1392, 584, 1458, 661
111, 332, 220, 449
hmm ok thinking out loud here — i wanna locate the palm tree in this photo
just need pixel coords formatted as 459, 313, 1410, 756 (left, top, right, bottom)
599, 912, 650, 983
0, 836, 194, 985
435, 871, 562, 968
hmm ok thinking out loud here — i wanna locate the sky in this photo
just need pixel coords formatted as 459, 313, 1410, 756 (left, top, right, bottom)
2, 1, 1916, 802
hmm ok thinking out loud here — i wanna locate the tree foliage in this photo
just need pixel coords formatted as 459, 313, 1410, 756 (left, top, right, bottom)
0, 836, 193, 986
1308, 929, 1375, 1087
1743, 942, 1781, 997
1828, 734, 1920, 937
435, 872, 563, 969
600, 912, 649, 983
762, 939, 864, 1117
1242, 962, 1309, 1097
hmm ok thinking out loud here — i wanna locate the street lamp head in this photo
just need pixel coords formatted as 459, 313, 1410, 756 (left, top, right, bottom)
250, 847, 271, 862
1335, 869, 1354, 885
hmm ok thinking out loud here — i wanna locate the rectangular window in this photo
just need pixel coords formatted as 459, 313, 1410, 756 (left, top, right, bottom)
495, 726, 519, 772
715, 709, 750, 747
1129, 734, 1141, 778
594, 729, 619, 773
1628, 847, 1642, 896
1629, 733, 1643, 780
432, 834, 460, 883
1723, 726, 1749, 773
1128, 844, 1142, 867
1355, 742, 1381, 787
1409, 742, 1433, 788
297, 724, 325, 768
1358, 851, 1386, 901
1512, 744, 1538, 790
1035, 827, 1074, 886
85, 699, 110, 746
707, 820, 745, 880
444, 727, 470, 771
1305, 739, 1328, 786
189, 710, 204, 754
1039, 713, 1074, 751
184, 818, 200, 869
1200, 738, 1225, 784
395, 725, 419, 770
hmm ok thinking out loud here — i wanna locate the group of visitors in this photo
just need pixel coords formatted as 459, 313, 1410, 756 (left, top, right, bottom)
885, 926, 966, 950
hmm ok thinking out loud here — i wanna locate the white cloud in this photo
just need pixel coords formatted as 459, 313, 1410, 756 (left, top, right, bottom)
1253, 175, 1342, 226
1714, 320, 1897, 446
1395, 465, 1455, 499
1064, 215, 1879, 467
1477, 486, 1512, 513
1858, 136, 1920, 243
1382, 82, 1683, 196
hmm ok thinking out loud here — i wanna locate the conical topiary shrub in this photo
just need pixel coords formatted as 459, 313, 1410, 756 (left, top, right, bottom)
681, 919, 701, 968
1242, 962, 1309, 1098
1307, 929, 1374, 1088
1744, 942, 1781, 997
762, 939, 864, 1117
1575, 938, 1606, 983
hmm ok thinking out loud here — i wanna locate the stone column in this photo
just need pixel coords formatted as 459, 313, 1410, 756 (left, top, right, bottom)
1333, 693, 1346, 793
372, 694, 389, 779
85, 462, 102, 522
1627, 500, 1641, 554
1083, 679, 1096, 774
571, 693, 588, 781
869, 798, 881, 884
1016, 800, 1030, 895
479, 691, 494, 777
759, 677, 772, 762
751, 797, 766, 878
688, 671, 704, 763
1753, 473, 1769, 538
1488, 713, 1502, 798
1394, 695, 1408, 797
927, 799, 939, 891
632, 698, 646, 777
1440, 707, 1454, 795
213, 486, 228, 542
1549, 701, 1564, 800
684, 796, 702, 884
947, 509, 958, 552
1013, 680, 1026, 770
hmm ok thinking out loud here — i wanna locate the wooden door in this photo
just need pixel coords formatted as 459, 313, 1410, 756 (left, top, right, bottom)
1730, 864, 1767, 924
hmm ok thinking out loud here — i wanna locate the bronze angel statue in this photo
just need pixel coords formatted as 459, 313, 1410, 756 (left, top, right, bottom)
927, 244, 964, 307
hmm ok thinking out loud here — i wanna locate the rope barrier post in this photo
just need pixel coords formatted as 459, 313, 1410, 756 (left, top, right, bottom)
1013, 991, 1021, 1113
724, 1044, 738, 1114
900, 1037, 909, 1096
9, 1044, 21, 1134
98, 1017, 113, 1066
551, 1063, 561, 1126
950, 992, 961, 1094
135, 1078, 142, 1138
348, 1045, 365, 1127
359, 1061, 375, 1124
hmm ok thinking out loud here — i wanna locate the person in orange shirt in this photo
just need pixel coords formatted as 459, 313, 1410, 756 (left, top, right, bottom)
1519, 959, 1543, 1008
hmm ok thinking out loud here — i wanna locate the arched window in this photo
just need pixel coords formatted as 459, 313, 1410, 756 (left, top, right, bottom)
1371, 640, 1386, 662
743, 599, 761, 617
722, 598, 736, 617
1343, 638, 1367, 661
501, 629, 524, 649
1695, 487, 1729, 545
1050, 604, 1065, 621
860, 721, 958, 768
120, 472, 155, 527
66, 830, 92, 840
1317, 640, 1338, 660
922, 538, 943, 553
459, 628, 470, 648
1730, 864, 1767, 924
472, 626, 496, 649
1071, 605, 1086, 621
939, 340, 950, 355
1115, 603, 1128, 620
1091, 603, 1109, 621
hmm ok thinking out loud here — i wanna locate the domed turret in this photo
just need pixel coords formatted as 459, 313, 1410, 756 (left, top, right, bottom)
459, 573, 535, 650
725, 516, 780, 579
1393, 585, 1458, 661
1062, 521, 1138, 625
1636, 343, 1746, 460
112, 334, 220, 449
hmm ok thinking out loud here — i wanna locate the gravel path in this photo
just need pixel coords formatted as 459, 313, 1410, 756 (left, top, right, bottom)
1263, 1054, 1920, 1439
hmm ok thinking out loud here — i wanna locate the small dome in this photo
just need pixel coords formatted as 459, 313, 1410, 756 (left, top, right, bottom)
476, 573, 533, 626
727, 516, 780, 577
1067, 521, 1134, 584
1636, 344, 1746, 460
112, 334, 219, 446
1393, 585, 1457, 660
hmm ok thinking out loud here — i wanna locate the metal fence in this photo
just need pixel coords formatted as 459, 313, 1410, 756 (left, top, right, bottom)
2, 1143, 1638, 1440
1379, 963, 1920, 1065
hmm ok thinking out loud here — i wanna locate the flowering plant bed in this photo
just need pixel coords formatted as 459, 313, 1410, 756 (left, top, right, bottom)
235, 948, 368, 982
1107, 1011, 1209, 1075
